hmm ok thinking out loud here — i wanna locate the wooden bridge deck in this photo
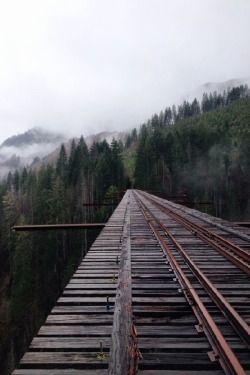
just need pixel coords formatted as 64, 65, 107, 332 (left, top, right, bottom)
12, 190, 250, 375
12, 195, 128, 375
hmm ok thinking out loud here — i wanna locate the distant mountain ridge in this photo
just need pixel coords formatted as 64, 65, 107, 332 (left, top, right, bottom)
0, 127, 65, 148
0, 128, 126, 177
1, 77, 249, 178
31, 130, 126, 169
0, 128, 66, 178
180, 77, 250, 104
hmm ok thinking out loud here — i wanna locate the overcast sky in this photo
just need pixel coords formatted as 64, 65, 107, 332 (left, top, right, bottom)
0, 0, 249, 143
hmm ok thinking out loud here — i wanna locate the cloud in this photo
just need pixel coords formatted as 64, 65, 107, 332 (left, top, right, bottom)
0, 0, 250, 143
0, 142, 59, 161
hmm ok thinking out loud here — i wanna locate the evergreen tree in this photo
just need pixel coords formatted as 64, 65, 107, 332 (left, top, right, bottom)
151, 114, 160, 129
191, 98, 201, 116
68, 139, 77, 185
201, 92, 209, 112
10, 216, 36, 322
134, 125, 150, 189
163, 107, 171, 126
56, 144, 68, 183
13, 170, 20, 193
172, 105, 177, 124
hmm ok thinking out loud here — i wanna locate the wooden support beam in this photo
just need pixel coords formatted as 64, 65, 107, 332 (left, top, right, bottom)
234, 222, 250, 228
12, 224, 105, 231
82, 203, 118, 206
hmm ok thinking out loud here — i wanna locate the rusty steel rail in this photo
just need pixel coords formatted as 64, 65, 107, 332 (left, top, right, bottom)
12, 223, 105, 231
139, 191, 250, 275
134, 190, 248, 375
135, 190, 250, 345
165, 228, 250, 349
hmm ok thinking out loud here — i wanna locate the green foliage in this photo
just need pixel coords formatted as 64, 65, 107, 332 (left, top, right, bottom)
10, 219, 35, 322
56, 144, 68, 183
122, 147, 136, 187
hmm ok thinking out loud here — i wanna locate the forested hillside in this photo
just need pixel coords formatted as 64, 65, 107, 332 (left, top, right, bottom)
129, 87, 250, 220
1, 85, 250, 374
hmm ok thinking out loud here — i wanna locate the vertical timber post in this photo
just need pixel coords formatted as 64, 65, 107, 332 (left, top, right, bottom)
109, 191, 135, 374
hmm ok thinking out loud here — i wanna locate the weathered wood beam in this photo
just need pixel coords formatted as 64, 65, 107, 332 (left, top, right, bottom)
82, 203, 118, 206
234, 222, 250, 228
12, 224, 105, 231
109, 192, 138, 374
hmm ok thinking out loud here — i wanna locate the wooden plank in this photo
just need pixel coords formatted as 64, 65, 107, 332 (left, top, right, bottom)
133, 316, 198, 325
138, 352, 223, 368
62, 290, 117, 296
76, 263, 119, 267
13, 371, 108, 375
20, 351, 109, 365
66, 283, 116, 289
61, 279, 118, 284
109, 196, 135, 374
30, 337, 111, 349
38, 325, 111, 336
69, 279, 116, 284
46, 314, 113, 324
31, 336, 246, 352
137, 337, 211, 349
12, 223, 105, 231
57, 297, 116, 304
132, 297, 188, 304
51, 306, 115, 314
139, 371, 225, 374
75, 270, 119, 274
136, 325, 200, 336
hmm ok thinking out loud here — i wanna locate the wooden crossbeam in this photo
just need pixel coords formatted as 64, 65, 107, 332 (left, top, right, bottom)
12, 224, 105, 231
234, 222, 250, 228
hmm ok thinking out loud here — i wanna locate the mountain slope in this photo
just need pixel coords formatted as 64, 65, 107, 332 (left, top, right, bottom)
0, 128, 66, 177
31, 130, 126, 169
0, 127, 127, 176
0, 127, 65, 148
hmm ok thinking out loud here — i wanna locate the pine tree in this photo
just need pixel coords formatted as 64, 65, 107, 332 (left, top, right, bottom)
191, 98, 201, 116
68, 139, 77, 185
10, 216, 35, 322
56, 144, 68, 183
164, 107, 172, 126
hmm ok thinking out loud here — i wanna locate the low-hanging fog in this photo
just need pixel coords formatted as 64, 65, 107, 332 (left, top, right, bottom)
0, 0, 250, 144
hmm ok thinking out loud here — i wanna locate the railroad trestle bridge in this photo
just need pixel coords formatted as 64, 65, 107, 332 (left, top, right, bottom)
12, 189, 250, 375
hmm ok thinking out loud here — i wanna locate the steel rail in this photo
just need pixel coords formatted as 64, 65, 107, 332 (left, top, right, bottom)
166, 228, 250, 348
135, 191, 250, 346
140, 191, 250, 275
142, 190, 250, 261
167, 207, 250, 262
133, 190, 248, 375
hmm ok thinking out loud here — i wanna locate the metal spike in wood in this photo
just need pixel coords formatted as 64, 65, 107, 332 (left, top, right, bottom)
106, 296, 110, 310
97, 340, 106, 361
